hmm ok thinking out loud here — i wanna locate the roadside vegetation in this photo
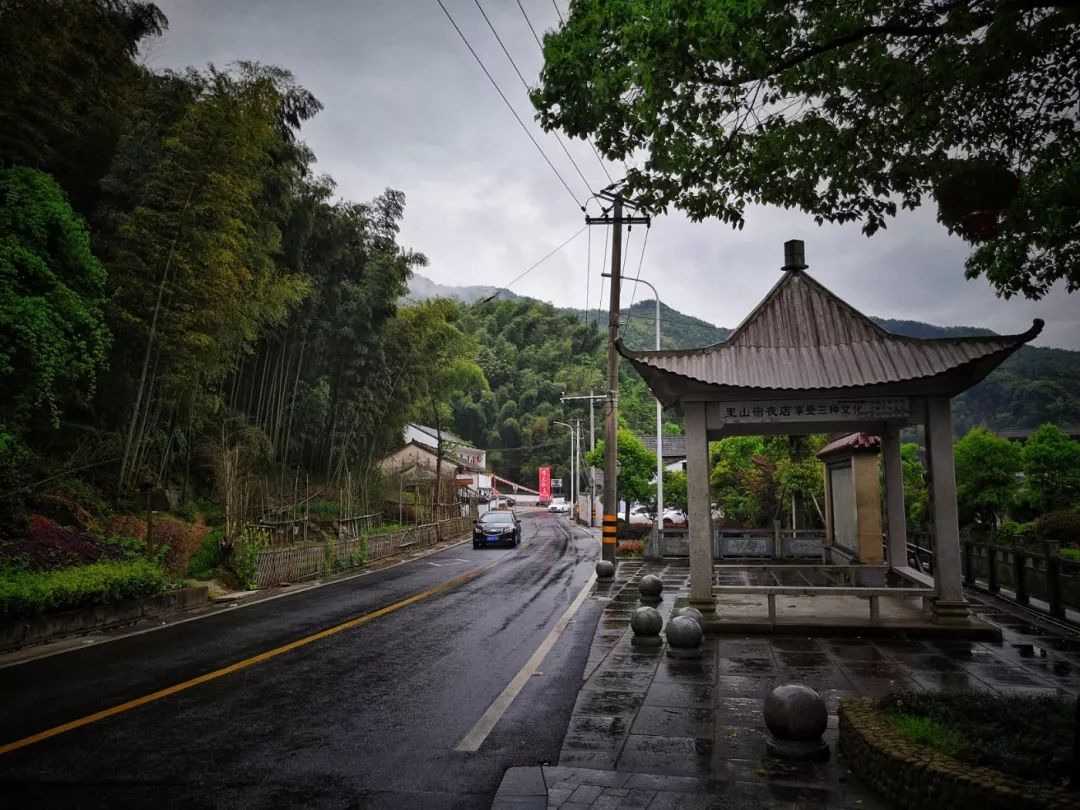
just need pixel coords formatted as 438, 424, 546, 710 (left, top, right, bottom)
881, 690, 1075, 786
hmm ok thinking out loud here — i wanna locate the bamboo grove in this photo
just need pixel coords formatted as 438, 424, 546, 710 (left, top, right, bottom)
0, 1, 482, 528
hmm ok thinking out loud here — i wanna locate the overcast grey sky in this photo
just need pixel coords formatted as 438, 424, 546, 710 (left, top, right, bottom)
149, 0, 1078, 350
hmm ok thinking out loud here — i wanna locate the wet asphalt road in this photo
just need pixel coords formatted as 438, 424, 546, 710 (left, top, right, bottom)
0, 510, 602, 809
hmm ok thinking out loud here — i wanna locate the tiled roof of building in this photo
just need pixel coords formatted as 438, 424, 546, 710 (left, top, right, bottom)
638, 434, 688, 459
817, 432, 881, 459
996, 424, 1080, 441
619, 266, 1041, 407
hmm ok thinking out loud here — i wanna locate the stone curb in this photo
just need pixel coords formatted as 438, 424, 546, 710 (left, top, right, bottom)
838, 698, 1076, 810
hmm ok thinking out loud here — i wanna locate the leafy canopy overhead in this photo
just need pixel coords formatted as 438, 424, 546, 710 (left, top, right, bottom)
533, 0, 1079, 299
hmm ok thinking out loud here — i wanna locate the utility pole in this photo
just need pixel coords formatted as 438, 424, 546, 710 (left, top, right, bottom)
586, 185, 649, 565
560, 390, 606, 527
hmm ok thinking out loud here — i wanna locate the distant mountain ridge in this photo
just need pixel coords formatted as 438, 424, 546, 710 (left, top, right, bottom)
409, 274, 1079, 433
408, 273, 1008, 344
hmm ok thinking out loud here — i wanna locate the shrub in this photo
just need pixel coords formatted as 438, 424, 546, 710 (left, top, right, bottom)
0, 559, 166, 620
880, 689, 1074, 784
187, 528, 226, 580
1035, 510, 1080, 547
0, 522, 122, 571
616, 539, 643, 558
1060, 547, 1080, 561
232, 526, 269, 590
995, 520, 1036, 540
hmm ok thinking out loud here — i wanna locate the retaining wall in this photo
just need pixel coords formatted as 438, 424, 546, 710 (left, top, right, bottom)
0, 586, 209, 651
839, 698, 1076, 810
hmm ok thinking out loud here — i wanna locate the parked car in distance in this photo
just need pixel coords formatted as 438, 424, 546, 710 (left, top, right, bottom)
473, 510, 521, 548
662, 507, 688, 528
628, 505, 653, 526
547, 497, 570, 514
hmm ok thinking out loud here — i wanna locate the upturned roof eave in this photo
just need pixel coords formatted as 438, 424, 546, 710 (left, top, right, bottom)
622, 326, 1041, 409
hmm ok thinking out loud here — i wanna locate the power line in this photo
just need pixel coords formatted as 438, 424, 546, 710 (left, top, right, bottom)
584, 225, 591, 326
626, 225, 650, 312
551, 0, 563, 25
514, 0, 614, 185
436, 0, 583, 209
473, 0, 595, 196
478, 225, 587, 304
595, 224, 608, 329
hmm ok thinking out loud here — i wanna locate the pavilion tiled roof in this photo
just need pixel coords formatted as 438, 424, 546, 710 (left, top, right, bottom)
619, 267, 1042, 406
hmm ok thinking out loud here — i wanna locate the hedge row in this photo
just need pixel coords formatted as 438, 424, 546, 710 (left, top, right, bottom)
0, 559, 166, 620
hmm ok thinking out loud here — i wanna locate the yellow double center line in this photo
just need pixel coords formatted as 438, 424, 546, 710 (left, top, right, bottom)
0, 557, 503, 757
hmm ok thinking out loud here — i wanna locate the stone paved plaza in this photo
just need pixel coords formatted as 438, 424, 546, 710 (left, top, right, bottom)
493, 560, 1080, 809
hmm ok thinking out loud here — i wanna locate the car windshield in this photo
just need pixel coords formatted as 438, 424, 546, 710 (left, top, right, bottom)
479, 511, 514, 526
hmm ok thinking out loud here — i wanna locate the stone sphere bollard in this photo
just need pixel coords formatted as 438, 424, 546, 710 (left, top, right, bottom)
763, 684, 829, 761
595, 560, 615, 579
665, 614, 704, 659
638, 574, 663, 604
676, 606, 705, 630
630, 606, 663, 647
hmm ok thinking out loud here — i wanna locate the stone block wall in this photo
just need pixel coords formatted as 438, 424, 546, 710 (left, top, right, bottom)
839, 699, 1075, 810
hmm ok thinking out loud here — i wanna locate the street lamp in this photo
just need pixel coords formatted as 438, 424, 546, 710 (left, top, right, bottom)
554, 421, 577, 518
602, 273, 664, 529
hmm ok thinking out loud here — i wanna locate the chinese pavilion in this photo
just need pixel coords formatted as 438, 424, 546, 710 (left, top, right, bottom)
619, 240, 1042, 628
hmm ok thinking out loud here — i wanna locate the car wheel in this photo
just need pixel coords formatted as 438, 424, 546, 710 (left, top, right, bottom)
473, 542, 481, 549
515, 534, 521, 546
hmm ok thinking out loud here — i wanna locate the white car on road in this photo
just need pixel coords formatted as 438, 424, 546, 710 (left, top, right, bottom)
547, 498, 570, 514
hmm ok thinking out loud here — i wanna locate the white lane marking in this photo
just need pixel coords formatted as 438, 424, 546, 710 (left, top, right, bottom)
427, 559, 470, 567
454, 571, 597, 752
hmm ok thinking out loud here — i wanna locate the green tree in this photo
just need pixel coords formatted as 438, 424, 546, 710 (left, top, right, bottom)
0, 0, 167, 213
1021, 424, 1080, 513
954, 427, 1022, 526
0, 167, 110, 429
709, 436, 771, 526
534, 1, 1079, 298
585, 428, 657, 519
900, 442, 928, 531
662, 468, 688, 512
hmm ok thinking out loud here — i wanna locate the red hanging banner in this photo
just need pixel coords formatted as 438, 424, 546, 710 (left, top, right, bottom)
538, 466, 551, 502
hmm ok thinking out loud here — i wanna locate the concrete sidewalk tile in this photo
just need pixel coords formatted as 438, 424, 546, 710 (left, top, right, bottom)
591, 787, 655, 809
544, 766, 632, 789
556, 749, 619, 770
573, 687, 646, 718
566, 784, 604, 804
643, 680, 715, 709
617, 734, 714, 777
497, 766, 547, 797
653, 660, 715, 684
713, 674, 772, 697
714, 696, 764, 728
712, 724, 769, 760
491, 797, 547, 810
622, 773, 716, 793
632, 705, 714, 738
546, 787, 573, 806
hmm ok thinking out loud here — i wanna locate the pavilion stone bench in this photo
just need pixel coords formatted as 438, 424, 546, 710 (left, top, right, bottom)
711, 565, 936, 623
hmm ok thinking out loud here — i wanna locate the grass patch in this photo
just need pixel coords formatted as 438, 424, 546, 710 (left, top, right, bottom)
0, 559, 166, 620
888, 713, 966, 757
880, 689, 1075, 785
186, 528, 226, 580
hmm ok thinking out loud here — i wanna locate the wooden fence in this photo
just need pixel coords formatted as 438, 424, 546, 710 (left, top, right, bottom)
250, 515, 476, 589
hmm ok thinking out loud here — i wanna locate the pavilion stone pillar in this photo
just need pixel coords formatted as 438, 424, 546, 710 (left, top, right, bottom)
925, 396, 969, 623
882, 425, 908, 570
685, 401, 716, 614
